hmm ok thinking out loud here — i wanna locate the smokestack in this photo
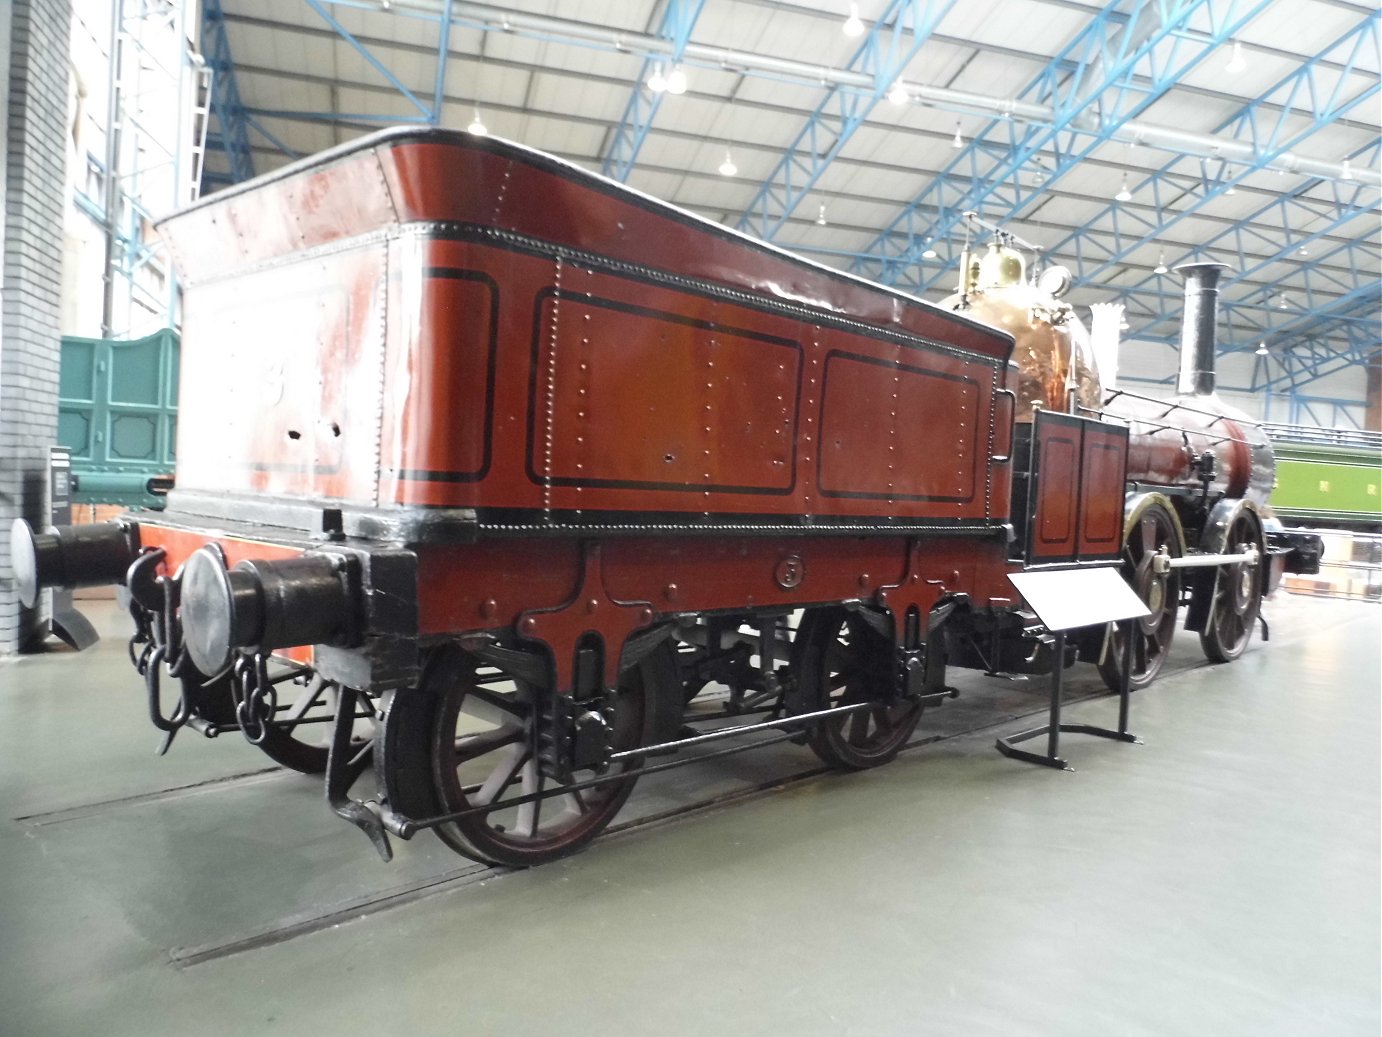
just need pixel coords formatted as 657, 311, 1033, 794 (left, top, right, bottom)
1175, 261, 1231, 397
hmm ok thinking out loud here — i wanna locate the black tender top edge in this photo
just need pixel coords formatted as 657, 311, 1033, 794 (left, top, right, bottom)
159, 125, 1014, 362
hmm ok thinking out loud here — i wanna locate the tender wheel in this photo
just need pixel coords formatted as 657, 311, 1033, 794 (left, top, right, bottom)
1199, 512, 1263, 664
177, 662, 367, 776
794, 607, 921, 770
253, 668, 372, 775
1099, 499, 1184, 692
385, 641, 674, 868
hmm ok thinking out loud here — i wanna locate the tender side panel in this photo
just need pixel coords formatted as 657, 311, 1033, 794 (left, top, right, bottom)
532, 291, 799, 495
384, 236, 1007, 529
818, 352, 980, 503
176, 244, 387, 503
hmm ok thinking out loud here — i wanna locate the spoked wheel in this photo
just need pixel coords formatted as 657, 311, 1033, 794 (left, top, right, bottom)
1199, 511, 1264, 664
385, 641, 675, 868
254, 668, 374, 775
212, 664, 372, 775
794, 607, 921, 770
1099, 499, 1184, 692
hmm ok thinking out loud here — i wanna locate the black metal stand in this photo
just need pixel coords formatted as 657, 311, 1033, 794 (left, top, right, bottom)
50, 588, 99, 651
994, 620, 1140, 771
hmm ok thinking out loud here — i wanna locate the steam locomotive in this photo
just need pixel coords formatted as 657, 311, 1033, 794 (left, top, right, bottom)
11, 128, 1320, 867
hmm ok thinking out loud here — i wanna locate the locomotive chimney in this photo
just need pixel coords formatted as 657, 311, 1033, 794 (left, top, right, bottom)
1175, 261, 1231, 397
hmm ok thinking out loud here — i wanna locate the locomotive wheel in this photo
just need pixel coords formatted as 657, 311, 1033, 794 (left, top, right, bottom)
795, 607, 921, 770
1098, 499, 1184, 692
1199, 512, 1264, 664
387, 642, 674, 868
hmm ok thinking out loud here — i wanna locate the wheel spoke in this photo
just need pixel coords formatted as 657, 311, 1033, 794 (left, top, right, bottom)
467, 685, 528, 721
473, 743, 529, 806
453, 726, 524, 764
847, 710, 870, 746
515, 756, 542, 838
1140, 514, 1159, 551
550, 792, 585, 827
282, 674, 329, 724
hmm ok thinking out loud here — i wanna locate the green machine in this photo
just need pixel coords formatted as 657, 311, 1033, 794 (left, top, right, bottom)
1265, 423, 1382, 530
58, 330, 178, 509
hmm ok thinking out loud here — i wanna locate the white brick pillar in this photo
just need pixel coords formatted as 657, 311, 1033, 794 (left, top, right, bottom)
0, 0, 72, 652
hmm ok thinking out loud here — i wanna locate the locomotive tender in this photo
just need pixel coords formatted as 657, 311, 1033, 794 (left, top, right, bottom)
11, 128, 1319, 867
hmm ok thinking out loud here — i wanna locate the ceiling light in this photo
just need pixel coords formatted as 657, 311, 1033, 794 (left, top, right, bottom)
951, 121, 964, 149
1224, 166, 1236, 195
888, 81, 909, 106
665, 65, 688, 95
922, 237, 937, 259
1225, 39, 1246, 74
1154, 250, 1168, 274
1341, 157, 1354, 181
718, 149, 737, 177
467, 108, 488, 136
646, 65, 667, 93
1277, 294, 1290, 310
816, 203, 828, 226
843, 3, 865, 37
1115, 175, 1132, 202
1298, 244, 1309, 256
1255, 341, 1269, 355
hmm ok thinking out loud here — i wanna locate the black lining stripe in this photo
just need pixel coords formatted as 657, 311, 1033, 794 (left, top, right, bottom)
394, 267, 500, 484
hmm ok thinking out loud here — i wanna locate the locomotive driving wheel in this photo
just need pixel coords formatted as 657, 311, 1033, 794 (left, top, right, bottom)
1099, 498, 1184, 692
794, 607, 922, 770
384, 641, 675, 868
1199, 511, 1264, 664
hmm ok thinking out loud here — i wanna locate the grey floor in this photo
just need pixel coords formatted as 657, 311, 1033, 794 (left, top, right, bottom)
0, 593, 1377, 1037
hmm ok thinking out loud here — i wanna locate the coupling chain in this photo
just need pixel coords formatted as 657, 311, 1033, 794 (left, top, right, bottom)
232, 653, 277, 745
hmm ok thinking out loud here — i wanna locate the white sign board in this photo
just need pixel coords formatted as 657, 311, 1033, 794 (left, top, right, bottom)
1008, 567, 1151, 632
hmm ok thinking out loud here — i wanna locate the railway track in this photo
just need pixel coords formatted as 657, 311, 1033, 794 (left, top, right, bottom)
12, 648, 1225, 968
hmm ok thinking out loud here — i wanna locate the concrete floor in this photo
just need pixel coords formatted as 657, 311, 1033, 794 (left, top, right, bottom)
0, 594, 1377, 1036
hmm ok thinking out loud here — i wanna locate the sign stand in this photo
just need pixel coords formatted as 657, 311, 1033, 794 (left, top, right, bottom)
996, 567, 1151, 771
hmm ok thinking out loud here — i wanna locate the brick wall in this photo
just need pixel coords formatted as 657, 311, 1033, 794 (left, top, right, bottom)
0, 0, 72, 653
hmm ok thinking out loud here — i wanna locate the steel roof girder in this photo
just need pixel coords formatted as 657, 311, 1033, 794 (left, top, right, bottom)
1020, 13, 1382, 291
735, 0, 957, 241
1087, 185, 1379, 327
303, 0, 431, 118
432, 0, 454, 125
856, 0, 1274, 288
602, 0, 707, 183
202, 0, 254, 185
